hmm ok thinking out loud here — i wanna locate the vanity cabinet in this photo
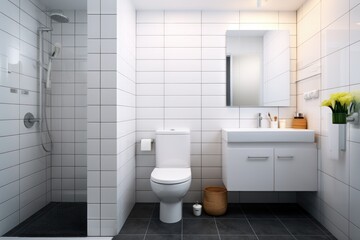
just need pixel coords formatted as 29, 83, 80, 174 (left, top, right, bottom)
222, 142, 317, 192
274, 147, 317, 191
224, 148, 274, 191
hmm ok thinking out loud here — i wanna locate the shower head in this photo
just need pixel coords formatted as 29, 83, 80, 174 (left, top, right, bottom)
50, 12, 69, 23
51, 43, 61, 59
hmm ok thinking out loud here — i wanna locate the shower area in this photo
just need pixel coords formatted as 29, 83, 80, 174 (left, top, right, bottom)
0, 0, 87, 237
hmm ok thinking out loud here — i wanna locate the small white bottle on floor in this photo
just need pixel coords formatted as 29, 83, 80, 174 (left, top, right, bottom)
193, 202, 202, 216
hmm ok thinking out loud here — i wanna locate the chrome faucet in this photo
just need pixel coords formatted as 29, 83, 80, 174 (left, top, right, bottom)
257, 113, 263, 128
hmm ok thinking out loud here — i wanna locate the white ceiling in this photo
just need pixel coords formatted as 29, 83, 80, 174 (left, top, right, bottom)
39, 0, 307, 11
132, 0, 307, 11
39, 0, 87, 10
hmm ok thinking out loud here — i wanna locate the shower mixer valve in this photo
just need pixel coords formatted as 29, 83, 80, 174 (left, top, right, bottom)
24, 112, 39, 128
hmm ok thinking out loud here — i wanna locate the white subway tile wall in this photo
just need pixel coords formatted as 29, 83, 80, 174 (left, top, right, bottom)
0, 0, 52, 236
50, 10, 87, 203
87, 0, 136, 236
297, 0, 360, 239
135, 10, 297, 204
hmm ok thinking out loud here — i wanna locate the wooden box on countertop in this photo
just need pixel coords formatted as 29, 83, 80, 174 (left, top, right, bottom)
292, 118, 307, 129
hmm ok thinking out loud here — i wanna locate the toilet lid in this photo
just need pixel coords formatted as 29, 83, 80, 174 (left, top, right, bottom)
151, 168, 191, 184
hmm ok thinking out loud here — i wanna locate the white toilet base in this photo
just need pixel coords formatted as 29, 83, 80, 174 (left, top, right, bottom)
159, 201, 182, 223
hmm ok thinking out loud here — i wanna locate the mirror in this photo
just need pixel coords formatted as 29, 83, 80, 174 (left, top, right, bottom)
226, 30, 290, 107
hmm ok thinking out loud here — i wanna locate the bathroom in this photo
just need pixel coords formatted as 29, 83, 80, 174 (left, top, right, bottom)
0, 0, 359, 239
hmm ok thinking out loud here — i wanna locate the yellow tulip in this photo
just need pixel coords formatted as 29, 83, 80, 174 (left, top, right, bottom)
330, 92, 349, 100
322, 91, 354, 113
339, 95, 353, 106
321, 99, 333, 107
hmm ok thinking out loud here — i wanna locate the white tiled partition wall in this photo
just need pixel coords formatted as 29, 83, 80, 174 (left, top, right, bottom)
50, 10, 88, 202
296, 0, 360, 239
0, 0, 52, 236
116, 0, 136, 231
87, 0, 136, 236
135, 11, 297, 203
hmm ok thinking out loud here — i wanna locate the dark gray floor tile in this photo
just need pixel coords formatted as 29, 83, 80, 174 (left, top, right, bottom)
281, 219, 325, 236
221, 236, 258, 240
4, 202, 87, 237
152, 205, 160, 218
145, 234, 181, 240
269, 204, 309, 219
308, 219, 333, 236
250, 219, 290, 235
326, 235, 338, 240
119, 219, 149, 234
216, 205, 246, 218
267, 203, 299, 209
147, 218, 181, 234
183, 235, 220, 240
128, 203, 155, 218
295, 236, 333, 240
183, 203, 212, 218
242, 204, 275, 219
183, 218, 218, 235
115, 203, 336, 240
216, 219, 254, 235
258, 236, 295, 240
113, 234, 145, 240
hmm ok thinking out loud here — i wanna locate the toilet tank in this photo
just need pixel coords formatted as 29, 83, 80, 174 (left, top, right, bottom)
156, 129, 190, 168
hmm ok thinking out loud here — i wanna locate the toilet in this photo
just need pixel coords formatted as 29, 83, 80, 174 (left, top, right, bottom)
150, 129, 191, 223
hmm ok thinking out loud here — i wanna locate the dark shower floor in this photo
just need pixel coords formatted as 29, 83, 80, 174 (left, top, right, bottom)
4, 202, 87, 237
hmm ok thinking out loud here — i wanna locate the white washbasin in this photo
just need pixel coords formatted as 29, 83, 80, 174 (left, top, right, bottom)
222, 128, 315, 143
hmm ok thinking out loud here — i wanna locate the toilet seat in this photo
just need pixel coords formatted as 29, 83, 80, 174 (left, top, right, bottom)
151, 168, 191, 185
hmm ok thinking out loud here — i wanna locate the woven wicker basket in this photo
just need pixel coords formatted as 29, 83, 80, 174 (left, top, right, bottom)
203, 186, 227, 216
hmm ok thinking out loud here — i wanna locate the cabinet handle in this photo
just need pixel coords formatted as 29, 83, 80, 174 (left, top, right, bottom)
277, 156, 294, 159
247, 156, 269, 160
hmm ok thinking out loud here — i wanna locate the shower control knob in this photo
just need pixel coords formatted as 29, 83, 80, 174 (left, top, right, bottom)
24, 112, 40, 128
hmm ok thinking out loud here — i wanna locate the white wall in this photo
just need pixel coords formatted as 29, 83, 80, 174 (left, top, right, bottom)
116, 0, 136, 232
50, 10, 87, 203
296, 0, 360, 239
87, 0, 136, 236
135, 10, 297, 203
0, 0, 52, 236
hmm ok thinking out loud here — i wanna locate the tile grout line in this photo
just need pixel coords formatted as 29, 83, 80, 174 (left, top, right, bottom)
272, 205, 331, 238
213, 217, 222, 240
142, 204, 156, 240
244, 212, 260, 240
270, 206, 298, 240
306, 215, 333, 236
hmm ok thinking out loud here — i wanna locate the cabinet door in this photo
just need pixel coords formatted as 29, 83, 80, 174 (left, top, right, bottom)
226, 148, 274, 191
275, 147, 317, 191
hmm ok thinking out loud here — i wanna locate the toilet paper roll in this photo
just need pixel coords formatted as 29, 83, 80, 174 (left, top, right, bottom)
141, 139, 152, 151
